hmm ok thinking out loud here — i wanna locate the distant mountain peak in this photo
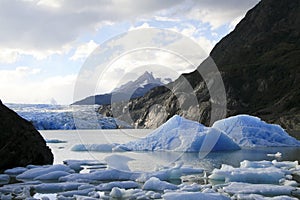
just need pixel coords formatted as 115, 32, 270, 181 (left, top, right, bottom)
112, 71, 169, 93
72, 71, 172, 105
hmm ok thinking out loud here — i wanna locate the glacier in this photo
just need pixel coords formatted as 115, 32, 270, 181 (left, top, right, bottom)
5, 103, 132, 130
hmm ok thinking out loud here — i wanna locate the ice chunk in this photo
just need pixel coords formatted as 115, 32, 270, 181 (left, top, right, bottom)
58, 188, 95, 197
4, 167, 28, 176
272, 160, 298, 169
96, 181, 139, 191
240, 160, 273, 168
110, 187, 123, 198
0, 174, 10, 185
212, 115, 300, 147
209, 164, 286, 184
267, 152, 282, 158
59, 169, 140, 182
45, 139, 67, 143
63, 159, 107, 173
34, 171, 70, 181
71, 144, 118, 152
117, 115, 240, 152
223, 182, 296, 196
232, 194, 298, 200
34, 182, 83, 193
142, 177, 178, 191
162, 191, 230, 200
240, 160, 299, 170
109, 187, 150, 199
16, 165, 74, 180
178, 183, 202, 192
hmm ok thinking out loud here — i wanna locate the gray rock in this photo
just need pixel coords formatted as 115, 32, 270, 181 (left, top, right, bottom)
0, 101, 53, 172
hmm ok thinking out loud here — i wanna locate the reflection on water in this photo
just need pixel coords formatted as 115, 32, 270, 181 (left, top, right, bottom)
125, 147, 300, 172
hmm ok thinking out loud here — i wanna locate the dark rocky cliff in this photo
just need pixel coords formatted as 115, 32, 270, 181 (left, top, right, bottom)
99, 0, 300, 133
0, 100, 53, 172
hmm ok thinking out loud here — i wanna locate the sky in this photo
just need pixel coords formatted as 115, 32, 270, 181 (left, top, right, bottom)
0, 0, 260, 105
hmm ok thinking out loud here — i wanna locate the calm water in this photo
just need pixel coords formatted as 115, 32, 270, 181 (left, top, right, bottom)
41, 129, 300, 172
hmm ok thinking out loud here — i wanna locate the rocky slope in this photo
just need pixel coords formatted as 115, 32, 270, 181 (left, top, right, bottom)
98, 0, 300, 133
0, 100, 53, 172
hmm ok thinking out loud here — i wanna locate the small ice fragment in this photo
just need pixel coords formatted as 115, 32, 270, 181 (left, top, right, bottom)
142, 177, 178, 191
267, 152, 282, 157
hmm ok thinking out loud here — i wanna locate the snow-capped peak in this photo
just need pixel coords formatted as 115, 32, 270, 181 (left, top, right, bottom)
112, 71, 171, 94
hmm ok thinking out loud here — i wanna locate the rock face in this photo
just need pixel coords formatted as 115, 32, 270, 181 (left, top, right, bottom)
98, 0, 300, 133
0, 101, 53, 172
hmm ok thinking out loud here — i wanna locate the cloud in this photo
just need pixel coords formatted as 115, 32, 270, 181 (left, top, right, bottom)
0, 0, 182, 57
0, 49, 20, 64
0, 67, 76, 104
0, 66, 41, 80
0, 0, 258, 59
183, 0, 259, 29
70, 40, 99, 61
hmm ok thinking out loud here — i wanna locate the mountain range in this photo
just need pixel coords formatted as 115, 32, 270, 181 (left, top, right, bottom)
73, 71, 171, 105
98, 0, 300, 134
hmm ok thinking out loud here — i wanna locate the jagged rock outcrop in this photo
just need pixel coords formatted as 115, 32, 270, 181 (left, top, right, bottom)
98, 0, 300, 134
0, 100, 53, 172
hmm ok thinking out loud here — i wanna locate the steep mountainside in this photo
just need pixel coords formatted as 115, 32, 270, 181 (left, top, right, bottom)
98, 0, 300, 133
73, 71, 170, 105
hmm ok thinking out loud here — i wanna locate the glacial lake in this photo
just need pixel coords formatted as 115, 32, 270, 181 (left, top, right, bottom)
41, 129, 300, 173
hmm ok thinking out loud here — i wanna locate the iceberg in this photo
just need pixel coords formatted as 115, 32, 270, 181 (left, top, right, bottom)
212, 115, 300, 147
116, 115, 240, 152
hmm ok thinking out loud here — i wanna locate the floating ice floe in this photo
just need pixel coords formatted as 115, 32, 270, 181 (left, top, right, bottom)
267, 152, 282, 158
4, 167, 28, 176
34, 182, 83, 193
231, 194, 298, 200
209, 160, 299, 184
1, 158, 300, 199
212, 114, 300, 147
162, 191, 231, 200
71, 143, 118, 152
223, 182, 296, 196
142, 177, 178, 191
115, 115, 240, 152
96, 181, 139, 191
209, 164, 286, 184
16, 165, 74, 180
45, 139, 67, 143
